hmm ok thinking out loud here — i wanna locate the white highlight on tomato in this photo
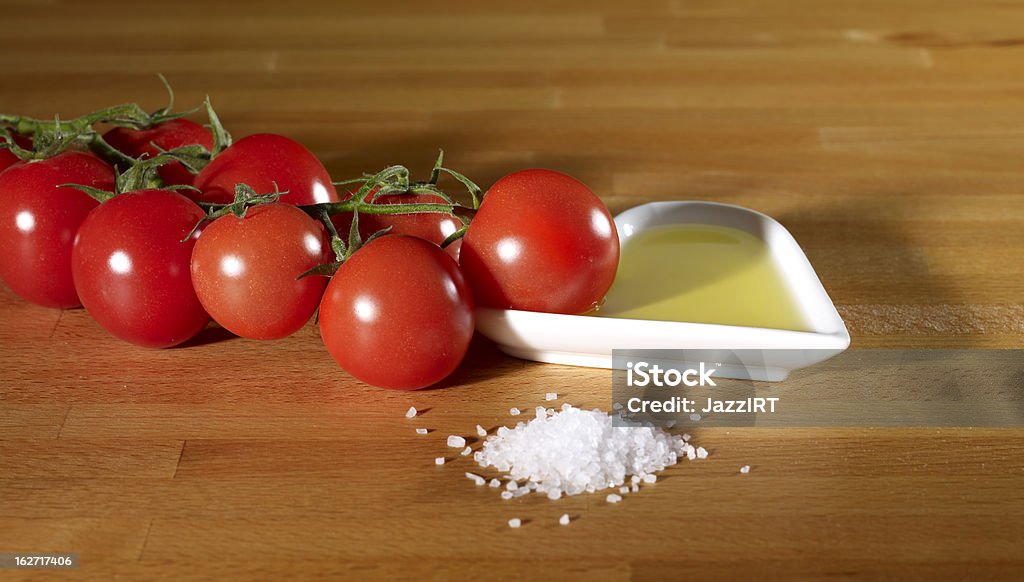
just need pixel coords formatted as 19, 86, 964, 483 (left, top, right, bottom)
496, 237, 522, 263
108, 250, 132, 275
311, 182, 332, 204
440, 220, 457, 238
221, 255, 245, 278
303, 232, 323, 256
591, 208, 613, 238
15, 210, 35, 233
353, 296, 377, 323
443, 279, 458, 301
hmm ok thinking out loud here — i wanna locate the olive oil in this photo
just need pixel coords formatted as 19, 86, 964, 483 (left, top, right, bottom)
594, 224, 811, 332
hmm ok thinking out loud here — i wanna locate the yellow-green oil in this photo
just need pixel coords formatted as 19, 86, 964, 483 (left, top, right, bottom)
594, 224, 812, 332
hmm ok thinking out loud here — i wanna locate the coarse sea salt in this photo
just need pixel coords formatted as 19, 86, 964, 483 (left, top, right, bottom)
447, 435, 466, 448
416, 428, 428, 435
466, 472, 486, 486
405, 406, 417, 419
559, 514, 571, 526
435, 457, 445, 465
461, 446, 473, 456
740, 465, 750, 474
476, 425, 487, 437
545, 392, 558, 401
606, 493, 622, 503
509, 407, 521, 416
475, 404, 698, 498
508, 518, 521, 528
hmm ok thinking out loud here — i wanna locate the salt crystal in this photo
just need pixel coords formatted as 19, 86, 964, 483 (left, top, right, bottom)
508, 518, 521, 528
461, 446, 472, 456
606, 493, 622, 503
545, 392, 557, 401
612, 402, 623, 410
489, 479, 501, 488
416, 428, 428, 435
434, 457, 445, 465
509, 407, 520, 416
740, 465, 750, 474
665, 420, 677, 428
476, 425, 487, 437
447, 435, 466, 448
535, 406, 546, 419
696, 447, 708, 459
547, 489, 562, 500
474, 404, 687, 499
405, 406, 417, 419
559, 514, 570, 526
465, 472, 485, 485
682, 433, 691, 442
619, 486, 629, 494
631, 484, 639, 493
690, 413, 701, 421
500, 491, 513, 500
642, 474, 656, 484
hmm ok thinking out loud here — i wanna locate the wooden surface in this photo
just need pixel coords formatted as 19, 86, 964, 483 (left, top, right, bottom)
2, 0, 1024, 579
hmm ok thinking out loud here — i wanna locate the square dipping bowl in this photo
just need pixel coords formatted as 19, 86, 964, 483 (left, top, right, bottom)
474, 201, 851, 381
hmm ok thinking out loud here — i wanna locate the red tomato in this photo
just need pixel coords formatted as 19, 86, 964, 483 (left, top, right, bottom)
191, 203, 331, 340
0, 151, 114, 308
72, 190, 209, 348
331, 190, 462, 260
193, 134, 338, 205
459, 169, 619, 314
0, 134, 33, 174
104, 118, 213, 187
319, 235, 474, 390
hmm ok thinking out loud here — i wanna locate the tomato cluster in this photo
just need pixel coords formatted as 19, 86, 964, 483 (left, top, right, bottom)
0, 87, 619, 390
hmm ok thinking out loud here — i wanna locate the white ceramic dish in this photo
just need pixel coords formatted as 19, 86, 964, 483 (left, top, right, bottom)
474, 201, 851, 381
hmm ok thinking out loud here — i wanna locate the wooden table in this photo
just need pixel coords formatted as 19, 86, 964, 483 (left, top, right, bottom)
2, 0, 1023, 579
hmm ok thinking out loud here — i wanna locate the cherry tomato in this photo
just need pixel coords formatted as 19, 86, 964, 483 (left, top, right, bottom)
0, 151, 114, 308
72, 189, 209, 348
459, 169, 618, 314
0, 134, 33, 174
104, 118, 213, 187
331, 190, 462, 260
193, 133, 338, 205
191, 203, 330, 340
319, 235, 474, 390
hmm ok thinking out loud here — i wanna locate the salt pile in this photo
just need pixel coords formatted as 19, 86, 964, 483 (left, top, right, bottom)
474, 403, 697, 498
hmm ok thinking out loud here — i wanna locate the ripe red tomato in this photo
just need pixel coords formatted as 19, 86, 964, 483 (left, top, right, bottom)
104, 118, 213, 187
193, 133, 338, 205
191, 203, 331, 340
72, 190, 209, 348
319, 235, 475, 390
459, 169, 619, 314
0, 134, 33, 174
0, 151, 114, 308
331, 190, 463, 260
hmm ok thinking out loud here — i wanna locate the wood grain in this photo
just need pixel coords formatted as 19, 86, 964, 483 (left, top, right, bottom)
1, 0, 1023, 579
